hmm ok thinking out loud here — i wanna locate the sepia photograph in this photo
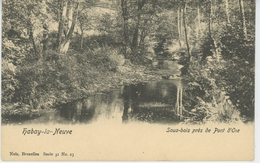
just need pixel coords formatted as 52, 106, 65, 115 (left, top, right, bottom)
1, 0, 256, 161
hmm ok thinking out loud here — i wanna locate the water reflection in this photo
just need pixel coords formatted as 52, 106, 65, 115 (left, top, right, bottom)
56, 90, 124, 124
55, 79, 182, 124
122, 80, 181, 123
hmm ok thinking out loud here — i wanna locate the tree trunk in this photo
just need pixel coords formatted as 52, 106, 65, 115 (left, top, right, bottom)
131, 0, 146, 51
139, 28, 147, 52
42, 26, 49, 52
208, 0, 219, 62
180, 87, 182, 115
239, 0, 247, 39
176, 87, 179, 115
208, 0, 211, 35
56, 0, 67, 49
62, 0, 68, 36
27, 9, 37, 56
225, 0, 230, 24
212, 0, 216, 16
197, 4, 201, 40
183, 2, 191, 62
59, 0, 79, 54
121, 0, 129, 56
56, 0, 63, 49
212, 0, 219, 62
180, 6, 183, 44
177, 6, 181, 47
132, 27, 139, 50
28, 20, 37, 56
80, 23, 84, 49
139, 30, 145, 46
66, 0, 73, 36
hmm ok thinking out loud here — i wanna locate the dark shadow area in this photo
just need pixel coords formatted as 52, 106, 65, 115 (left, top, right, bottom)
122, 80, 183, 124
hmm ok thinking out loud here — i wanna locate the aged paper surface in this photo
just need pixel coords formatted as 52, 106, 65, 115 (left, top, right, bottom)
1, 123, 255, 161
1, 0, 255, 161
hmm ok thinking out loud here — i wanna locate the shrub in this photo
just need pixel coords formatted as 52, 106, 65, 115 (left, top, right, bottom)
182, 96, 241, 124
181, 54, 242, 124
219, 26, 254, 119
85, 45, 125, 71
1, 103, 41, 124
1, 58, 18, 103
71, 34, 123, 51
14, 55, 60, 109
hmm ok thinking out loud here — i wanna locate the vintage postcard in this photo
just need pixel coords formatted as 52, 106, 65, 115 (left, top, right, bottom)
1, 0, 255, 161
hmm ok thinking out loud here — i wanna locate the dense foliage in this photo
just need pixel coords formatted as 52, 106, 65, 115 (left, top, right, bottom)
2, 0, 255, 124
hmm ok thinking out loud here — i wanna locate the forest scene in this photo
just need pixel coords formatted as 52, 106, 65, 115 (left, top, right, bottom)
1, 0, 255, 125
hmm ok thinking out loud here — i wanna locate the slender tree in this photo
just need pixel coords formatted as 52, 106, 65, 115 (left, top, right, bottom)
208, 0, 219, 62
131, 0, 146, 51
65, 0, 74, 36
26, 3, 38, 57
239, 0, 247, 39
121, 0, 129, 56
56, 0, 67, 49
197, 3, 201, 40
177, 6, 181, 46
79, 21, 84, 49
182, 0, 191, 61
208, 0, 211, 35
225, 0, 230, 24
77, 0, 98, 49
180, 5, 183, 43
59, 0, 80, 54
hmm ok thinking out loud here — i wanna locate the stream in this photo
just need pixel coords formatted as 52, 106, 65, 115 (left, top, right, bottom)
5, 61, 185, 125
52, 78, 183, 125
